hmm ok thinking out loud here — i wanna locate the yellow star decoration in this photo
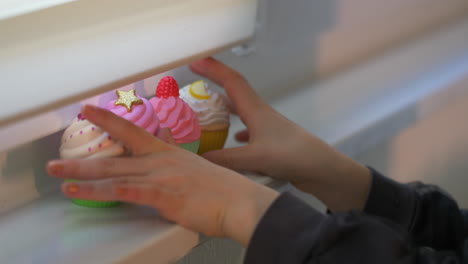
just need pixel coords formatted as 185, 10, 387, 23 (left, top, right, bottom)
114, 89, 143, 112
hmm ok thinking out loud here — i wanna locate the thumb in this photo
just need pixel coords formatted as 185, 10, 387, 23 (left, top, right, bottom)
156, 128, 177, 146
202, 147, 258, 172
234, 129, 249, 142
189, 57, 263, 126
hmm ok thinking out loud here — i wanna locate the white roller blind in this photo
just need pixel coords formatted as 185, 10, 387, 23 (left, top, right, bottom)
0, 0, 75, 20
0, 0, 257, 126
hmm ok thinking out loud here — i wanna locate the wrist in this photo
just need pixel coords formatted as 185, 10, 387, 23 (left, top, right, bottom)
294, 149, 372, 212
316, 154, 372, 212
223, 183, 279, 247
332, 155, 372, 211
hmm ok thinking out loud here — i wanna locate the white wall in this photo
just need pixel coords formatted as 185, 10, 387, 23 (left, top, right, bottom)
355, 92, 468, 207
216, 0, 468, 100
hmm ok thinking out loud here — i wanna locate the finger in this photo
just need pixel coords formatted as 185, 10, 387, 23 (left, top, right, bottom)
189, 58, 264, 120
62, 177, 148, 202
202, 146, 259, 172
111, 183, 166, 208
156, 128, 177, 146
47, 158, 150, 180
112, 181, 180, 221
234, 129, 249, 142
81, 105, 168, 155
219, 93, 238, 115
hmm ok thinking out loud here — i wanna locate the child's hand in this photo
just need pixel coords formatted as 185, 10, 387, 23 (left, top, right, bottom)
47, 105, 278, 246
190, 58, 371, 212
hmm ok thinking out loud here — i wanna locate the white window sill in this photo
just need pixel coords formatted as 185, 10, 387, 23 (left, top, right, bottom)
0, 193, 197, 264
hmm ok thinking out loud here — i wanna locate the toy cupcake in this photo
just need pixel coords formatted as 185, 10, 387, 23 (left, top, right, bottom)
149, 76, 201, 153
59, 89, 160, 207
180, 80, 230, 154
106, 89, 160, 135
60, 114, 124, 207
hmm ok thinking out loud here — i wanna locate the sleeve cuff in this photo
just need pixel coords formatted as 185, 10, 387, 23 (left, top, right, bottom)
364, 167, 417, 230
244, 192, 326, 264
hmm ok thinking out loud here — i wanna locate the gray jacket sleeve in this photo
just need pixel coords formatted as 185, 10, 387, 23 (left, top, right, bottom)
244, 168, 467, 264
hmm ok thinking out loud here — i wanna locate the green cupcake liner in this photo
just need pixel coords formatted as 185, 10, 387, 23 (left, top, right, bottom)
71, 199, 120, 208
179, 140, 200, 153
65, 179, 120, 208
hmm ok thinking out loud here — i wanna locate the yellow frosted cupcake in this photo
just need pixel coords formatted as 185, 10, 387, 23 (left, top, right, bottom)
180, 80, 230, 154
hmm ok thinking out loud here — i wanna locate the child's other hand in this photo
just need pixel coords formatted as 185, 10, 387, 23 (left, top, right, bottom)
190, 58, 371, 212
47, 105, 278, 246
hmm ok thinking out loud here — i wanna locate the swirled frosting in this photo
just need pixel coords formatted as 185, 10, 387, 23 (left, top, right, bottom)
149, 96, 201, 144
106, 96, 160, 135
60, 116, 124, 159
180, 81, 230, 127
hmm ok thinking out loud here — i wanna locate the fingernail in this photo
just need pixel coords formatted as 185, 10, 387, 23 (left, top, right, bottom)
82, 105, 97, 116
48, 161, 64, 176
66, 183, 80, 194
190, 58, 211, 70
114, 186, 127, 197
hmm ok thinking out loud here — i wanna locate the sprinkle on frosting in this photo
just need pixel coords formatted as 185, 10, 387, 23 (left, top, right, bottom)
77, 113, 86, 121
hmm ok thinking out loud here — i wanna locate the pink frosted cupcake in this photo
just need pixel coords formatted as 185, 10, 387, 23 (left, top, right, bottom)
149, 76, 201, 153
106, 89, 160, 135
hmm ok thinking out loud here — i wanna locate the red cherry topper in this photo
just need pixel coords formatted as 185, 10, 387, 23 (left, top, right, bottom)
156, 76, 180, 98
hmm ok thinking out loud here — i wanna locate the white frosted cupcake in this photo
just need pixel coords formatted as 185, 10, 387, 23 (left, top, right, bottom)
60, 114, 124, 207
180, 80, 230, 154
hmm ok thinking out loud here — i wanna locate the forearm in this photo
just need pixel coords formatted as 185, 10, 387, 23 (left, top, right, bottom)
293, 149, 372, 212
223, 150, 371, 246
